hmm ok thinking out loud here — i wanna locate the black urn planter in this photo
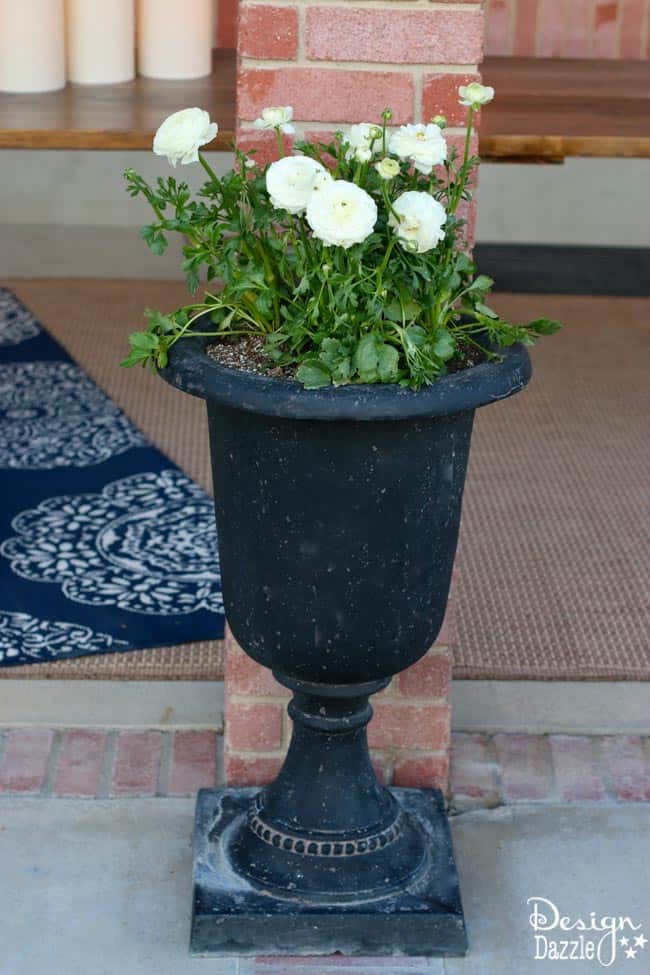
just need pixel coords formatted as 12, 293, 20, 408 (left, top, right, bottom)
162, 336, 531, 957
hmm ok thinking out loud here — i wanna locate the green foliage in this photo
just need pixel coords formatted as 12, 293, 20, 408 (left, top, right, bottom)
122, 120, 561, 389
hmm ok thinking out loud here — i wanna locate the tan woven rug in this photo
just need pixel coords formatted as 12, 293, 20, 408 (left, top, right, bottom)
1, 281, 648, 681
456, 293, 649, 680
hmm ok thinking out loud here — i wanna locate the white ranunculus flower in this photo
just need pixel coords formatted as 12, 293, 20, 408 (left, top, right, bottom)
389, 191, 446, 254
153, 108, 218, 167
266, 156, 326, 214
343, 123, 382, 163
253, 106, 295, 134
312, 169, 334, 192
375, 157, 400, 180
388, 123, 447, 176
306, 180, 377, 249
458, 82, 495, 108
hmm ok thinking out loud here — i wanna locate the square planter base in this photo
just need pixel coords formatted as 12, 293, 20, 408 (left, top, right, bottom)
190, 786, 468, 957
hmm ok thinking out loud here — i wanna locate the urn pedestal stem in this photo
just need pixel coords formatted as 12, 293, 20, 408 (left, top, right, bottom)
227, 676, 431, 901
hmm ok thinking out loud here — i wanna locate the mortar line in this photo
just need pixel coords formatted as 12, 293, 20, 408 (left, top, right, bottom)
97, 731, 119, 799
485, 732, 504, 805
40, 730, 64, 797
244, 0, 479, 8
413, 66, 424, 122
240, 57, 479, 73
215, 733, 225, 787
296, 2, 306, 62
614, 0, 623, 58
592, 734, 616, 802
0, 730, 7, 773
156, 730, 174, 796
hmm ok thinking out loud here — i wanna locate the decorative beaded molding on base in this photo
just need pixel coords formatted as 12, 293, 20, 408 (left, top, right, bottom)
248, 794, 403, 858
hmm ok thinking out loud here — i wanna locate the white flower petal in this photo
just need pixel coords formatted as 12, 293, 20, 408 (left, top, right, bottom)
306, 180, 377, 249
266, 155, 326, 214
153, 108, 218, 167
388, 191, 446, 254
387, 124, 447, 175
253, 106, 294, 130
343, 123, 382, 163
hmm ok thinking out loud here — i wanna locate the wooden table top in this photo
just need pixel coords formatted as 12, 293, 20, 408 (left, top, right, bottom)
1, 52, 648, 163
0, 50, 236, 150
480, 57, 650, 162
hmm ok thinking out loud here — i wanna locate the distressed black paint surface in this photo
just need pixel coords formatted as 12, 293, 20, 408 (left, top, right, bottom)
160, 340, 531, 956
191, 787, 467, 958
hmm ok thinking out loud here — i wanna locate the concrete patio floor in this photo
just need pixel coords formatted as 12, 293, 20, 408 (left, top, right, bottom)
1, 798, 648, 975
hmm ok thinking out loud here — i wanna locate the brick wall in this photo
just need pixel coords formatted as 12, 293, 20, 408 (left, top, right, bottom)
485, 0, 650, 58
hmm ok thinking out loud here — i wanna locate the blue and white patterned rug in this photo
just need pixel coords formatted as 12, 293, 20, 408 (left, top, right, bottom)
0, 289, 225, 667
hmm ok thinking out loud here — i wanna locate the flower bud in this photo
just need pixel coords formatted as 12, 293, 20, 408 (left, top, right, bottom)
458, 83, 495, 109
374, 157, 400, 180
432, 115, 447, 129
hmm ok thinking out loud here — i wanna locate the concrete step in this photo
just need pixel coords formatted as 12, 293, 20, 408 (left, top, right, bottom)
1, 678, 648, 735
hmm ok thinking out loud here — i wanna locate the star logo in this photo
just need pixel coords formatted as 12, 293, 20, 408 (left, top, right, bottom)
620, 936, 629, 946
634, 933, 648, 949
625, 947, 637, 959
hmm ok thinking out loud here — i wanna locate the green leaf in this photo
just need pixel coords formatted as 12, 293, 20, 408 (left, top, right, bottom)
255, 291, 273, 317
468, 275, 494, 293
296, 360, 331, 389
384, 296, 422, 324
355, 334, 379, 383
526, 317, 563, 335
456, 253, 474, 274
139, 225, 168, 256
317, 339, 352, 386
403, 326, 426, 352
129, 331, 159, 351
431, 329, 455, 361
330, 357, 352, 385
184, 266, 200, 293
144, 309, 175, 334
120, 350, 148, 368
377, 343, 399, 382
474, 302, 499, 319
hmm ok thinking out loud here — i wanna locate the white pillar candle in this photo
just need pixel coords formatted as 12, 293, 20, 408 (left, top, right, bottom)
137, 0, 212, 80
66, 0, 135, 85
0, 0, 65, 93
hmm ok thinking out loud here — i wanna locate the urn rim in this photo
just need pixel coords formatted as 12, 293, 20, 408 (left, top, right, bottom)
161, 333, 531, 421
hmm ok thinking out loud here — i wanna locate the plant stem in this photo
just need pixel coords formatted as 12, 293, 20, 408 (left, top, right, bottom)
375, 237, 397, 296
449, 107, 474, 214
198, 153, 220, 186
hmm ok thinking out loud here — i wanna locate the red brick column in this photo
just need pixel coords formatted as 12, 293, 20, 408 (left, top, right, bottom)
236, 0, 484, 171
225, 0, 485, 792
